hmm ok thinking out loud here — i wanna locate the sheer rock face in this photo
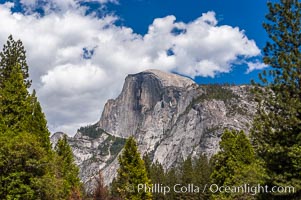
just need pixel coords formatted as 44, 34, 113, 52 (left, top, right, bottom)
51, 69, 257, 192
98, 69, 196, 138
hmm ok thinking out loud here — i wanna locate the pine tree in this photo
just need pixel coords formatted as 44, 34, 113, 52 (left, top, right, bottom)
0, 131, 52, 199
0, 35, 31, 88
0, 36, 82, 199
164, 168, 177, 200
28, 90, 51, 150
0, 64, 50, 149
55, 135, 81, 198
251, 0, 301, 199
149, 160, 166, 200
0, 63, 31, 132
180, 156, 194, 184
194, 154, 211, 200
178, 156, 195, 200
211, 130, 265, 200
142, 153, 152, 179
113, 136, 152, 200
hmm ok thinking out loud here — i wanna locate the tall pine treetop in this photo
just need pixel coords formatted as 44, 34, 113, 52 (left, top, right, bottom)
259, 0, 301, 87
211, 130, 265, 200
0, 35, 82, 199
252, 0, 301, 199
55, 135, 81, 197
0, 63, 31, 132
0, 35, 31, 88
113, 136, 152, 200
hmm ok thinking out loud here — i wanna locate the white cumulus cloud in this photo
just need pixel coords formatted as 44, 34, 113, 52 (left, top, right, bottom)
20, 0, 117, 14
0, 3, 262, 135
246, 60, 268, 73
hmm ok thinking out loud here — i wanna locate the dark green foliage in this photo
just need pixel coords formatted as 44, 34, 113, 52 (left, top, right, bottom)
180, 156, 194, 184
0, 36, 82, 199
198, 84, 239, 102
55, 135, 81, 197
142, 155, 171, 200
98, 139, 111, 156
0, 131, 71, 200
28, 90, 51, 149
0, 63, 31, 132
177, 156, 196, 200
0, 132, 47, 199
164, 168, 177, 200
193, 155, 211, 200
0, 35, 31, 88
78, 124, 106, 139
112, 136, 152, 200
110, 137, 126, 156
0, 64, 50, 149
110, 178, 119, 199
149, 160, 166, 200
175, 155, 211, 200
98, 135, 126, 159
211, 129, 266, 200
142, 153, 152, 179
141, 154, 211, 200
251, 0, 301, 199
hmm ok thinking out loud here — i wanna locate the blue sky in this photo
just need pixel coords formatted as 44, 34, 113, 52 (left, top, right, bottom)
0, 0, 270, 134
107, 0, 269, 84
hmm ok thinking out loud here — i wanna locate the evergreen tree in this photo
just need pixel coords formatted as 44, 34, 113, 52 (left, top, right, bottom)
0, 131, 58, 200
142, 153, 152, 180
251, 0, 301, 199
171, 155, 211, 200
113, 136, 152, 200
178, 156, 195, 200
164, 168, 177, 200
194, 155, 211, 200
180, 156, 194, 185
211, 130, 265, 200
0, 63, 31, 132
28, 90, 51, 150
0, 36, 82, 199
0, 35, 31, 88
149, 160, 166, 200
0, 64, 50, 149
55, 135, 81, 198
141, 150, 211, 200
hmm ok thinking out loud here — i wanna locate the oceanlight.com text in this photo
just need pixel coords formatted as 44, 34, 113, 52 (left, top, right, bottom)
135, 183, 295, 196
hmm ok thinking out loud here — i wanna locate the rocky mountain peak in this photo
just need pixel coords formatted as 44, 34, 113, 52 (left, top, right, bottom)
99, 69, 198, 138
50, 132, 67, 148
52, 69, 257, 193
141, 69, 195, 88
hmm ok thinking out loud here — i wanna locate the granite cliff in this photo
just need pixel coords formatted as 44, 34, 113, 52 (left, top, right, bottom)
51, 69, 256, 193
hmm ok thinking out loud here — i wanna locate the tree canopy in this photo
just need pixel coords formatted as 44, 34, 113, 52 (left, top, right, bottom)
0, 35, 31, 88
211, 129, 265, 200
251, 0, 301, 199
111, 136, 152, 200
0, 35, 82, 199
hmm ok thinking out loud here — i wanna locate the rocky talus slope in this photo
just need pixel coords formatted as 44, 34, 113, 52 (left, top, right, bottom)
51, 69, 257, 192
